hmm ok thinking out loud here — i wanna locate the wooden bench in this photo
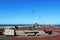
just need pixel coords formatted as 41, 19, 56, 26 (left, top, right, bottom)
24, 31, 38, 36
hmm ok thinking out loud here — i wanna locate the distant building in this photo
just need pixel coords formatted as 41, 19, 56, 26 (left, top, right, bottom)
0, 26, 15, 29
16, 27, 32, 30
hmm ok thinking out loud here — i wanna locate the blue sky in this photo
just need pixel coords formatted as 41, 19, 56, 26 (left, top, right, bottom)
0, 0, 60, 24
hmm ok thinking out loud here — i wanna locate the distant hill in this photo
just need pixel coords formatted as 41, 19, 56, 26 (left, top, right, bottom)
0, 24, 60, 28
53, 25, 60, 28
0, 24, 33, 26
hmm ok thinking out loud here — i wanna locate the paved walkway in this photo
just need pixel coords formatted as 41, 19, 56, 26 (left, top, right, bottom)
0, 35, 14, 40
